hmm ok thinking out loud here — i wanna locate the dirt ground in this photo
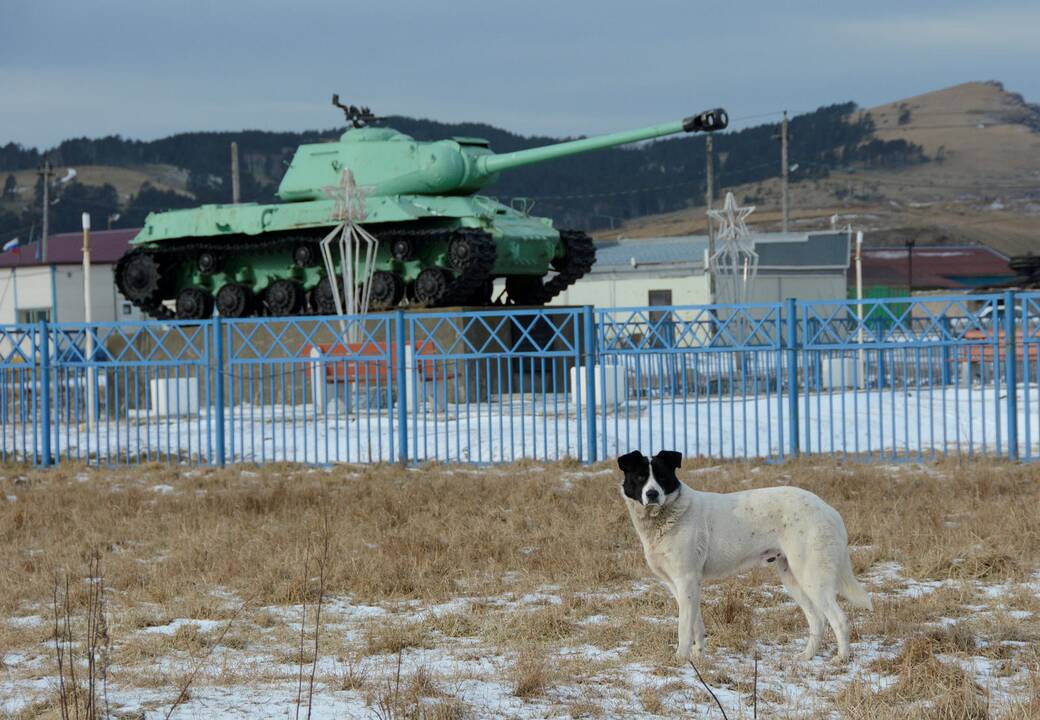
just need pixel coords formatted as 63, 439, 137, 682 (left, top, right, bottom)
2, 458, 1039, 719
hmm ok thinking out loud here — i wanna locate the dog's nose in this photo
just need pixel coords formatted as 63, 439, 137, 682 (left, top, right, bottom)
645, 489, 659, 503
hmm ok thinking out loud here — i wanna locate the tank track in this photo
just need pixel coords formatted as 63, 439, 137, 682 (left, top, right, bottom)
433, 229, 496, 307
115, 227, 497, 319
505, 230, 596, 305
546, 230, 596, 300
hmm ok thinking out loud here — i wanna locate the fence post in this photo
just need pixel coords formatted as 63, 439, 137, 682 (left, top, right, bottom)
212, 316, 226, 467
1004, 290, 1018, 460
395, 309, 408, 465
785, 298, 799, 457
940, 316, 952, 386
582, 306, 597, 464
39, 320, 51, 467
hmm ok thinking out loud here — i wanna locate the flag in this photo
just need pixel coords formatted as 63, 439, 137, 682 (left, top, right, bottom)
2, 237, 19, 253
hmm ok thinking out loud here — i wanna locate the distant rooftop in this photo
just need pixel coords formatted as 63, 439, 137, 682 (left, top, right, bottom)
0, 229, 138, 268
593, 231, 851, 272
854, 245, 1014, 290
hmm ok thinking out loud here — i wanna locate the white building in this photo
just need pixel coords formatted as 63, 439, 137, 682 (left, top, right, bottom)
0, 228, 143, 324
550, 231, 851, 307
0, 227, 852, 324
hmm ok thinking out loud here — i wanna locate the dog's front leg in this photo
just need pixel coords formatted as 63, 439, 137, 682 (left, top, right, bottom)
674, 575, 704, 662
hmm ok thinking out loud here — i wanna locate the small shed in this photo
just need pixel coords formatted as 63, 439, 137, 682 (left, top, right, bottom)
549, 230, 851, 308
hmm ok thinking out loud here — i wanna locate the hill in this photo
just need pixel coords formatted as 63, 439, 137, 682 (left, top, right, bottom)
0, 99, 924, 244
2, 81, 1037, 256
606, 82, 1040, 257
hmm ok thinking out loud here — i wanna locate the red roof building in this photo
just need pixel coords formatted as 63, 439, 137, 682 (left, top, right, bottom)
0, 228, 142, 324
0, 228, 137, 268
851, 245, 1016, 292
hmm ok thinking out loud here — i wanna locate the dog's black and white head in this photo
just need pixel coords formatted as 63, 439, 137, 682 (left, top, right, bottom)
617, 450, 683, 507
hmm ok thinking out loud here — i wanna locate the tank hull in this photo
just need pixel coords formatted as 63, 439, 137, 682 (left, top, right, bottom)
118, 195, 588, 319
130, 194, 561, 277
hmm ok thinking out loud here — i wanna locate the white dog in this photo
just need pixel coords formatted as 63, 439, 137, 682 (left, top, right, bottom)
617, 450, 872, 662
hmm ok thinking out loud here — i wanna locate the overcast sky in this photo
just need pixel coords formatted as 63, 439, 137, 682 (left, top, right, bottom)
2, 0, 1039, 149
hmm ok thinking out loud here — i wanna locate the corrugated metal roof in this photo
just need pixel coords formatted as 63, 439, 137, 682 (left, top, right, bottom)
594, 237, 709, 268
853, 245, 1014, 289
0, 228, 137, 268
593, 231, 850, 272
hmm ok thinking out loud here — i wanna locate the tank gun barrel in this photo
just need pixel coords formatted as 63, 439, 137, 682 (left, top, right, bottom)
276, 107, 729, 201
477, 108, 727, 176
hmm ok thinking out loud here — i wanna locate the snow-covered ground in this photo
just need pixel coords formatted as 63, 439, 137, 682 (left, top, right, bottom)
3, 460, 1038, 718
12, 385, 1040, 464
3, 565, 1038, 719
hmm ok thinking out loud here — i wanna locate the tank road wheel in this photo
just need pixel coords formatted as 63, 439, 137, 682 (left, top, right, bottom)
196, 251, 220, 275
390, 237, 414, 261
413, 268, 451, 306
293, 243, 319, 268
117, 251, 163, 305
448, 235, 477, 269
366, 271, 404, 310
215, 283, 254, 318
175, 287, 214, 320
264, 279, 304, 316
310, 277, 341, 315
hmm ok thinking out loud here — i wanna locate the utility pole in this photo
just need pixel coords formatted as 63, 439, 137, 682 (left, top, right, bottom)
855, 229, 865, 389
39, 160, 54, 262
781, 110, 789, 233
230, 141, 241, 204
82, 212, 96, 425
705, 135, 716, 302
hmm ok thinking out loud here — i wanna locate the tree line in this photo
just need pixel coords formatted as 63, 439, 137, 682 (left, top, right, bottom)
0, 102, 925, 242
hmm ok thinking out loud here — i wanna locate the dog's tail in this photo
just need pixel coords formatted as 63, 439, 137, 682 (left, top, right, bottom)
839, 559, 873, 610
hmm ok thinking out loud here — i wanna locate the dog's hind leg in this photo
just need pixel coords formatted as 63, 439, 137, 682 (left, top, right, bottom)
815, 593, 851, 661
795, 566, 852, 661
775, 558, 825, 660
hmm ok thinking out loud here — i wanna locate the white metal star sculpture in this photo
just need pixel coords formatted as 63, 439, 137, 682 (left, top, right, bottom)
318, 169, 380, 336
707, 192, 759, 306
323, 168, 368, 223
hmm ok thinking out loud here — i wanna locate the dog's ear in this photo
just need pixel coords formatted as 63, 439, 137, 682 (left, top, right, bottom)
655, 450, 682, 471
617, 451, 645, 473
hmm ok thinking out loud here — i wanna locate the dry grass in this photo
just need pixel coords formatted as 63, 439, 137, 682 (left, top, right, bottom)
2, 457, 1040, 717
510, 646, 553, 699
4, 458, 1038, 616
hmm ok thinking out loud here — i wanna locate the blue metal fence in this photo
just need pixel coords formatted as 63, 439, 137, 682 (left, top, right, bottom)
3, 292, 1039, 466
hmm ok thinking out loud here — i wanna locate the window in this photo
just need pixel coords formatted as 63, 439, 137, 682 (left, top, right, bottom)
17, 308, 50, 324
122, 302, 133, 316
648, 290, 672, 307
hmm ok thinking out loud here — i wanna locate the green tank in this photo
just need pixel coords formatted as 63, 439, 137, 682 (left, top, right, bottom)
115, 99, 727, 319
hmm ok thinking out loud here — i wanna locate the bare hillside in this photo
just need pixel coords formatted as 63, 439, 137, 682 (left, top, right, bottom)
604, 82, 1040, 257
4, 163, 191, 205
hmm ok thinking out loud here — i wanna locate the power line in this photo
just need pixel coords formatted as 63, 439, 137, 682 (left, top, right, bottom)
855, 176, 1039, 191
872, 122, 1018, 132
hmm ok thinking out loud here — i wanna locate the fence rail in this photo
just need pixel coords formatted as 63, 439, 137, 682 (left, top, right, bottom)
3, 291, 1039, 466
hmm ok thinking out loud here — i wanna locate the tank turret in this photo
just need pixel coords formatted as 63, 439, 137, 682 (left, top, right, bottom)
277, 109, 728, 201
116, 100, 728, 319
